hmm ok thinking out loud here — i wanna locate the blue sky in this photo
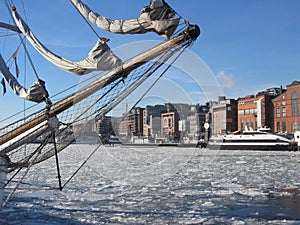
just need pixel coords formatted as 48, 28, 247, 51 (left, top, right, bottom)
1, 0, 300, 121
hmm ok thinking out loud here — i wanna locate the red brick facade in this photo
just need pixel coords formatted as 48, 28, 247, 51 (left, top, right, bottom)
272, 81, 300, 133
238, 95, 274, 131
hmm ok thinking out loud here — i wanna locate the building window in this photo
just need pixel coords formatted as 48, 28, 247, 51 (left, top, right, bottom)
168, 119, 173, 127
292, 91, 299, 116
241, 119, 244, 131
276, 108, 280, 118
282, 107, 286, 118
238, 110, 244, 115
282, 122, 286, 132
292, 122, 299, 132
163, 119, 168, 126
276, 122, 280, 132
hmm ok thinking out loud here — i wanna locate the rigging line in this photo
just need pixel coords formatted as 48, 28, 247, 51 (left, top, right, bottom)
0, 22, 9, 53
22, 37, 27, 125
20, 0, 28, 22
0, 71, 104, 125
1, 139, 46, 209
162, 0, 189, 26
8, 133, 51, 171
0, 105, 44, 132
69, 0, 102, 40
171, 20, 190, 37
129, 43, 189, 112
3, 1, 40, 80
0, 33, 18, 38
2, 167, 22, 189
0, 114, 44, 139
48, 71, 105, 103
100, 45, 185, 128
92, 54, 168, 120
71, 78, 125, 124
93, 43, 186, 119
4, 39, 23, 63
52, 131, 62, 191
62, 144, 103, 189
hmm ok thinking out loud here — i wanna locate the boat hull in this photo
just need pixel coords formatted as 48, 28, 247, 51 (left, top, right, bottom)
208, 143, 297, 151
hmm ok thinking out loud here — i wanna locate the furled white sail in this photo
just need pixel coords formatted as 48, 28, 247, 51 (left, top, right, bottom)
12, 9, 122, 75
70, 0, 180, 39
0, 54, 48, 103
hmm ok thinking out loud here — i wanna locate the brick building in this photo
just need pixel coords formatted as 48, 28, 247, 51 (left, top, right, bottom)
161, 111, 179, 141
272, 81, 300, 133
238, 94, 275, 131
118, 107, 144, 137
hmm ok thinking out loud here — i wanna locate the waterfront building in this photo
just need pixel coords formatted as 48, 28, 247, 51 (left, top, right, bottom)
150, 115, 162, 138
143, 105, 167, 137
238, 95, 272, 131
169, 103, 191, 121
210, 96, 238, 135
161, 111, 179, 142
186, 104, 209, 140
178, 120, 190, 135
238, 95, 267, 131
238, 88, 284, 131
117, 115, 135, 136
118, 107, 145, 137
95, 116, 115, 139
272, 81, 300, 133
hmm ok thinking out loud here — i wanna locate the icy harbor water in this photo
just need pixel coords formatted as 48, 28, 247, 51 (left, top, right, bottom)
1, 145, 300, 224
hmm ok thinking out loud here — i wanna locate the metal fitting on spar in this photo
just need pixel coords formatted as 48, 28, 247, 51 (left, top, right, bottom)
187, 24, 201, 40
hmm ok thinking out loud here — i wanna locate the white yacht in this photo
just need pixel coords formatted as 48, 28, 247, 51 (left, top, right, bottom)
208, 127, 297, 151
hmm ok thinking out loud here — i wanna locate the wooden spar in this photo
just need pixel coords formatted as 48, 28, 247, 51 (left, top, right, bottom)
0, 25, 200, 147
0, 22, 21, 33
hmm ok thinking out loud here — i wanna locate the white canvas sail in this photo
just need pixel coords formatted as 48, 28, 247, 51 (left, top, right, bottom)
0, 54, 48, 103
12, 9, 122, 75
70, 0, 180, 39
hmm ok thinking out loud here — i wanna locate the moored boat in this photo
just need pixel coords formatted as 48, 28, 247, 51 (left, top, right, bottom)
208, 128, 297, 151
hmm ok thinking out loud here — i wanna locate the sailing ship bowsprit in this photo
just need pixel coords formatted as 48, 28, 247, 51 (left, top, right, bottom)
0, 0, 200, 207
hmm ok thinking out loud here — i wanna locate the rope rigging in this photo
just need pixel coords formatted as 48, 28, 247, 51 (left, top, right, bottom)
3, 1, 38, 80
69, 0, 104, 41
0, 0, 200, 209
1, 0, 52, 106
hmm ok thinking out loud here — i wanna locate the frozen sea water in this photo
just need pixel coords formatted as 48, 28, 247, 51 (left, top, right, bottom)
1, 145, 300, 224
0, 157, 7, 208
